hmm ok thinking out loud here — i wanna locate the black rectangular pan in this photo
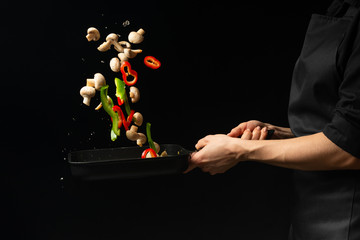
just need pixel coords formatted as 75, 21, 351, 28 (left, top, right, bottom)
68, 130, 274, 181
68, 144, 190, 180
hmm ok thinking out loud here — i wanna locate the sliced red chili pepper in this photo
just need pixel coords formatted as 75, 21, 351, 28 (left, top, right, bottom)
144, 56, 161, 69
117, 97, 124, 106
111, 106, 123, 129
112, 106, 135, 131
121, 61, 138, 86
127, 110, 135, 124
141, 148, 157, 158
119, 107, 129, 131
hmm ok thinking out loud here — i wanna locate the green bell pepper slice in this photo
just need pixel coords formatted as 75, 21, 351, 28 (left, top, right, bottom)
114, 77, 131, 116
100, 85, 120, 141
146, 122, 156, 152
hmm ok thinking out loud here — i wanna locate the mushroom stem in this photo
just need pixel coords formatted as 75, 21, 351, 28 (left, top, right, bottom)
137, 28, 145, 35
83, 97, 91, 106
124, 48, 142, 59
87, 79, 95, 87
97, 41, 112, 52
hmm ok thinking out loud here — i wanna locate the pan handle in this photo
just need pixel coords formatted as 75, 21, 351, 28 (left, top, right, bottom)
266, 129, 275, 139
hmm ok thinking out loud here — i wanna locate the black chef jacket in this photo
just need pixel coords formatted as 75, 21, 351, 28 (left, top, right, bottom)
287, 1, 360, 239
288, 0, 360, 158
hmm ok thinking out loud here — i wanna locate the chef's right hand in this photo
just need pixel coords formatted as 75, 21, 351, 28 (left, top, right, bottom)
227, 120, 269, 140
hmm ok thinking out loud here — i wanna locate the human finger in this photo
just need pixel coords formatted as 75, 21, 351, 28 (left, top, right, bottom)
227, 122, 247, 137
259, 127, 268, 140
195, 136, 211, 150
251, 126, 261, 140
240, 129, 252, 140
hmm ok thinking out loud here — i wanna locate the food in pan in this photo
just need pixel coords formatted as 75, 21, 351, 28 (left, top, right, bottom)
80, 26, 163, 158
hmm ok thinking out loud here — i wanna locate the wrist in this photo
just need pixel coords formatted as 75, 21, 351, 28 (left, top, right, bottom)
231, 138, 253, 162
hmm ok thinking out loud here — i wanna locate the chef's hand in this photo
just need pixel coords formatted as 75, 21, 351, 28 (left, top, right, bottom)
184, 134, 241, 175
227, 120, 269, 140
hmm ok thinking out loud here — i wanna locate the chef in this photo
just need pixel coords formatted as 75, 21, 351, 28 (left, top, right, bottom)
186, 0, 360, 239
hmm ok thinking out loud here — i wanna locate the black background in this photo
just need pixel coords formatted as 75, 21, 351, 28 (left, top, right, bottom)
3, 0, 331, 239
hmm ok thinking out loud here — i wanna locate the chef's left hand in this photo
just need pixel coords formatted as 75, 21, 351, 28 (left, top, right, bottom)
184, 134, 240, 175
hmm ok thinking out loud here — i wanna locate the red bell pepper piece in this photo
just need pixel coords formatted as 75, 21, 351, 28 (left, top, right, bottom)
127, 110, 135, 124
141, 148, 157, 158
144, 56, 161, 69
121, 61, 138, 86
111, 106, 123, 129
117, 97, 124, 106
113, 106, 128, 131
112, 106, 135, 131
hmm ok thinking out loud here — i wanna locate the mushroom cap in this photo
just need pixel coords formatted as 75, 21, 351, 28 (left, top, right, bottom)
80, 86, 96, 97
154, 142, 160, 153
110, 57, 121, 72
126, 125, 139, 141
106, 33, 119, 42
86, 27, 100, 41
129, 86, 140, 103
94, 73, 106, 90
128, 30, 144, 44
133, 112, 143, 126
118, 52, 129, 64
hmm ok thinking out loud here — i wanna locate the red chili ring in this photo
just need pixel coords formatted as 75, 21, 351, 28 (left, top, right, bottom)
144, 56, 161, 69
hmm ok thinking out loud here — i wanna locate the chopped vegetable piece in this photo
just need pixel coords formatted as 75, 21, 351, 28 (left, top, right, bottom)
160, 150, 168, 157
141, 148, 157, 158
144, 56, 161, 69
127, 110, 135, 124
112, 105, 128, 131
115, 78, 131, 115
111, 106, 123, 129
146, 122, 156, 152
117, 97, 124, 106
100, 85, 120, 141
120, 61, 138, 86
111, 129, 117, 141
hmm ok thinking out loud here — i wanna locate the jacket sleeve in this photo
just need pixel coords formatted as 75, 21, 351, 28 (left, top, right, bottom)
323, 14, 360, 159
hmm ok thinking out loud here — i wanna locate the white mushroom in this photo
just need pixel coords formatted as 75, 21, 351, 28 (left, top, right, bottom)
125, 126, 147, 147
126, 125, 140, 141
119, 41, 131, 49
128, 28, 145, 44
133, 112, 143, 126
80, 86, 96, 106
153, 142, 160, 153
129, 86, 140, 103
110, 57, 121, 72
124, 48, 142, 59
136, 133, 147, 147
87, 73, 106, 91
160, 150, 168, 157
97, 33, 124, 52
86, 27, 100, 41
118, 52, 129, 65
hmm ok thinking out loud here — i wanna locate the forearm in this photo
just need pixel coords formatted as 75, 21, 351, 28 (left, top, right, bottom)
237, 132, 360, 171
